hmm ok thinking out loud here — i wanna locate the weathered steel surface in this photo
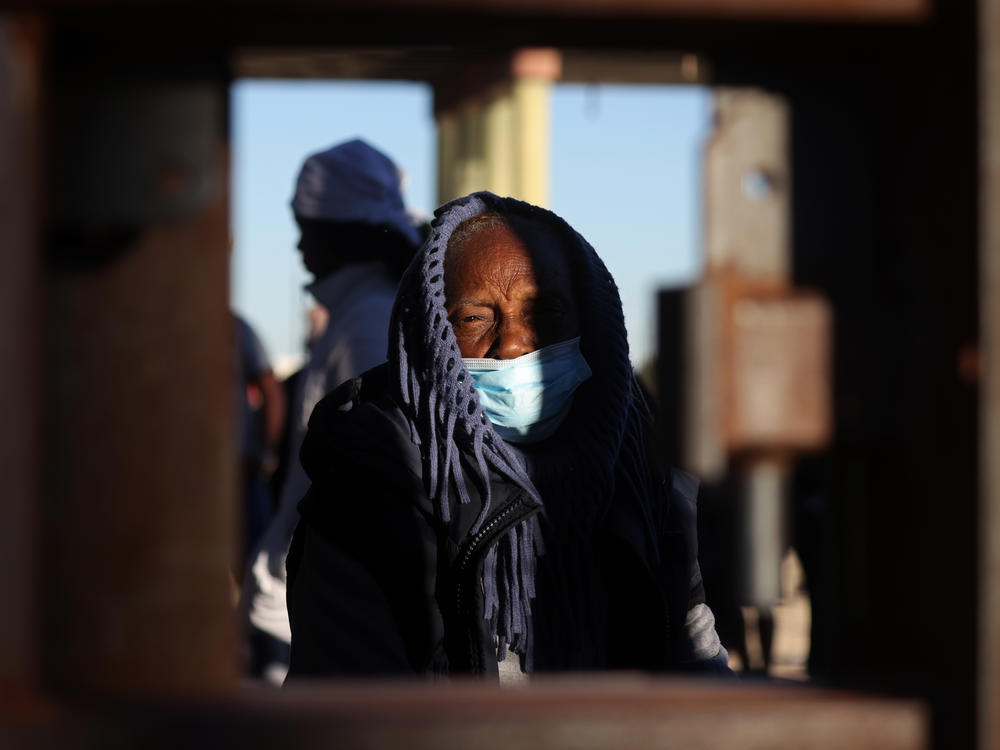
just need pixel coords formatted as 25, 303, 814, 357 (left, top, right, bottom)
683, 281, 726, 479
235, 48, 707, 85
727, 292, 831, 451
705, 89, 791, 280
0, 13, 43, 694
690, 87, 831, 617
0, 0, 931, 22
687, 90, 822, 476
980, 0, 1000, 746
19, 676, 927, 750
738, 457, 788, 606
42, 76, 237, 694
49, 83, 223, 227
1, 679, 929, 749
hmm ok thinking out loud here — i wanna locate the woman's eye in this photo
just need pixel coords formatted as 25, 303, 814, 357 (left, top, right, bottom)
451, 310, 493, 327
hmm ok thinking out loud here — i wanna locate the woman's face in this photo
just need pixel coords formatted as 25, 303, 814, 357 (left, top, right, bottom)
444, 221, 580, 359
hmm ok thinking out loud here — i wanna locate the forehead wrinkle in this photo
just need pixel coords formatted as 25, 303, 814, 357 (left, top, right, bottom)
447, 236, 534, 291
444, 221, 577, 314
483, 255, 537, 300
451, 276, 538, 315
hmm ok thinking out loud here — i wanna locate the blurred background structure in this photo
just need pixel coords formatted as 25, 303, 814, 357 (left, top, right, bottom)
2, 0, 1000, 747
229, 77, 709, 378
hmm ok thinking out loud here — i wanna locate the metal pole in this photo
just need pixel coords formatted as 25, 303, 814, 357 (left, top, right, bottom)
42, 73, 237, 694
740, 457, 786, 607
978, 0, 1000, 744
0, 13, 43, 694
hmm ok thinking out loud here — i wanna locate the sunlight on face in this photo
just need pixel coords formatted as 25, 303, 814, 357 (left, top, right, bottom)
444, 219, 579, 359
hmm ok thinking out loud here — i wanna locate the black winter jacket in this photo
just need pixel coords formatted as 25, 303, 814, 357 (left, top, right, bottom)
285, 364, 728, 678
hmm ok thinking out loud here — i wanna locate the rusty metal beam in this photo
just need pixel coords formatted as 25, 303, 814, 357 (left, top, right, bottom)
233, 47, 710, 85
0, 13, 43, 695
41, 74, 237, 695
979, 0, 1000, 744
301, 0, 931, 22
2, 679, 928, 749
3, 0, 931, 22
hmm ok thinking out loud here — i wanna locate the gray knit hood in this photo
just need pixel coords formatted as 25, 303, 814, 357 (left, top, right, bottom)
389, 192, 651, 669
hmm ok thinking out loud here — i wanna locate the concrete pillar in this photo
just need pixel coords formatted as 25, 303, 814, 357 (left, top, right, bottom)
435, 49, 560, 207
482, 90, 515, 197
436, 113, 459, 209
511, 75, 552, 207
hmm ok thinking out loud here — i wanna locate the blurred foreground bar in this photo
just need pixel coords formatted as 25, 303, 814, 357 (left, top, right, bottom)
0, 14, 42, 695
39, 36, 237, 695
2, 679, 926, 750
0, 0, 992, 748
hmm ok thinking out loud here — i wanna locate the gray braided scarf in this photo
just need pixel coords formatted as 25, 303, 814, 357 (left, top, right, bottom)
388, 192, 657, 671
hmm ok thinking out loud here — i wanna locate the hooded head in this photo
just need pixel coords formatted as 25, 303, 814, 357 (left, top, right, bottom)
389, 192, 653, 669
291, 139, 421, 280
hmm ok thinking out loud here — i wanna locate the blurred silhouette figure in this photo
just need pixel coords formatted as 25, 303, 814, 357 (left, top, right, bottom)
268, 304, 329, 510
242, 139, 421, 684
234, 313, 285, 571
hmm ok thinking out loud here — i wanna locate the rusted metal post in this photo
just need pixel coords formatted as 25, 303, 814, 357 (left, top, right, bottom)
42, 72, 237, 694
979, 0, 1000, 745
0, 14, 43, 695
739, 457, 787, 606
699, 89, 796, 608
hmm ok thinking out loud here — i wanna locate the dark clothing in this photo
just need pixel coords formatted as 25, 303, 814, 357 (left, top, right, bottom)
234, 314, 276, 565
286, 364, 726, 678
235, 314, 272, 464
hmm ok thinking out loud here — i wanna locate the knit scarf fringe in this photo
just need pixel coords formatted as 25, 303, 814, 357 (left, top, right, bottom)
390, 192, 645, 670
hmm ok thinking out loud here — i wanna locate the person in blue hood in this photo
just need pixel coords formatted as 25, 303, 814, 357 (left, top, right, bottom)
285, 192, 730, 679
242, 138, 421, 684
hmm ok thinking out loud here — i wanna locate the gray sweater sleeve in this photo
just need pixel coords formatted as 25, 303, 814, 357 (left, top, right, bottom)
683, 602, 731, 670
672, 469, 733, 674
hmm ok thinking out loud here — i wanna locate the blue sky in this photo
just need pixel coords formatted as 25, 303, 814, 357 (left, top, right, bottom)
230, 79, 709, 370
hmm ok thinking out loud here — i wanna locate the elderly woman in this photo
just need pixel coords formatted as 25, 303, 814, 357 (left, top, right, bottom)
285, 192, 729, 678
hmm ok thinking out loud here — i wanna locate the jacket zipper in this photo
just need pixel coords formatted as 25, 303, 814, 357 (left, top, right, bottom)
453, 492, 536, 671
454, 491, 534, 613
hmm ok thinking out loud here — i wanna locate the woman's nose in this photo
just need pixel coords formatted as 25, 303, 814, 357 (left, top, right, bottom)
493, 316, 537, 359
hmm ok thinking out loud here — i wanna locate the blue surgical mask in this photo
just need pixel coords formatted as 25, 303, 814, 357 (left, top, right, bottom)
462, 337, 592, 444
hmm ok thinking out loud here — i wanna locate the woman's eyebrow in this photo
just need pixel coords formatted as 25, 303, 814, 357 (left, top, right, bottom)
450, 297, 494, 308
